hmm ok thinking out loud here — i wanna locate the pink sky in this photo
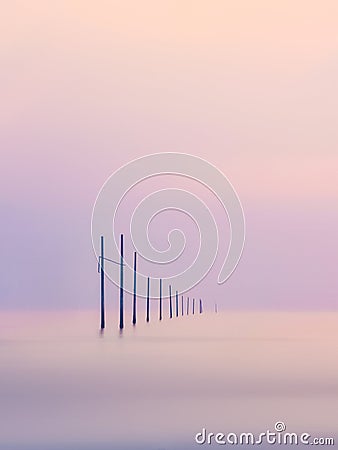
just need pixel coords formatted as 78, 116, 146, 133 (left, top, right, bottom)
0, 1, 337, 310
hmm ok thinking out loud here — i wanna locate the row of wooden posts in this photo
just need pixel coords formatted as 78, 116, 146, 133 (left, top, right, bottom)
98, 234, 203, 330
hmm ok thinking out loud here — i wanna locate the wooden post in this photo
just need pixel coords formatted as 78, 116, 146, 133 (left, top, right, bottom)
187, 296, 189, 315
100, 236, 105, 329
175, 291, 179, 317
159, 278, 163, 321
132, 252, 137, 325
181, 295, 184, 316
119, 234, 124, 330
200, 299, 203, 314
192, 298, 195, 315
146, 277, 150, 322
169, 285, 173, 318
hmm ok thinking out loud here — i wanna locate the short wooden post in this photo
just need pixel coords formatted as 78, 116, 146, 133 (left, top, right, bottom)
169, 285, 173, 318
159, 278, 163, 321
119, 234, 124, 330
146, 276, 150, 322
132, 252, 137, 325
99, 236, 105, 329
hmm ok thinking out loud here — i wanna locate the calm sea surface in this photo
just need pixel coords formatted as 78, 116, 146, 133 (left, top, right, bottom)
0, 311, 337, 449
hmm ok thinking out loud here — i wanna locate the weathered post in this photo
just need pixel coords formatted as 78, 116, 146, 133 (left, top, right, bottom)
146, 276, 150, 322
200, 299, 203, 314
181, 295, 184, 316
99, 236, 105, 329
175, 291, 179, 317
159, 278, 163, 321
132, 251, 137, 325
192, 298, 195, 315
187, 296, 189, 315
119, 234, 124, 330
169, 285, 173, 318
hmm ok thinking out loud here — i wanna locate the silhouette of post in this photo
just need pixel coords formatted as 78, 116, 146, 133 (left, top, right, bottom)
175, 291, 179, 317
169, 285, 173, 318
187, 297, 189, 315
181, 295, 184, 316
146, 277, 150, 322
132, 252, 137, 325
192, 298, 195, 314
215, 303, 218, 313
99, 236, 105, 329
199, 299, 203, 314
119, 234, 124, 330
159, 278, 163, 321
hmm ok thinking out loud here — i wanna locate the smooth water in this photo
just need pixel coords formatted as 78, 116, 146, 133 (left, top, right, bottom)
0, 311, 337, 449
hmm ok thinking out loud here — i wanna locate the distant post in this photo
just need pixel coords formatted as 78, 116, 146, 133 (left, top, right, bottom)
159, 278, 163, 321
175, 291, 179, 317
119, 234, 124, 330
187, 297, 189, 315
132, 252, 137, 325
181, 295, 184, 316
99, 236, 105, 329
199, 299, 203, 314
146, 277, 150, 322
192, 298, 195, 315
169, 285, 173, 318
215, 303, 218, 313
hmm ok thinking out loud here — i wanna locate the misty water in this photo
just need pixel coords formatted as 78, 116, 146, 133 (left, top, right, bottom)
0, 311, 337, 449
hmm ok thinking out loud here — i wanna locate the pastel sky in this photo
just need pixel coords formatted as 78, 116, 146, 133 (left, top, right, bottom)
1, 1, 337, 310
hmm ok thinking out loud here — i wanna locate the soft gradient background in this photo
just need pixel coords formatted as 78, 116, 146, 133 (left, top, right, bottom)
1, 310, 337, 449
1, 3, 338, 450
1, 1, 337, 309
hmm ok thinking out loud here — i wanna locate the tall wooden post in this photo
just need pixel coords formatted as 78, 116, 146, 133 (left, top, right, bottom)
169, 285, 173, 318
100, 236, 105, 329
175, 291, 179, 317
159, 278, 163, 321
181, 295, 184, 316
200, 299, 203, 314
119, 234, 124, 330
146, 277, 150, 322
187, 296, 189, 315
132, 251, 137, 325
192, 298, 195, 315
